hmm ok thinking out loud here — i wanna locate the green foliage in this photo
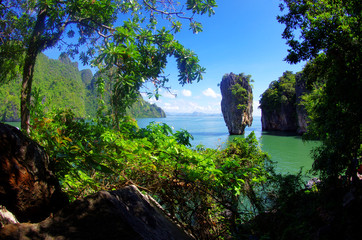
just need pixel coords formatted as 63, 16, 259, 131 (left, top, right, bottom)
126, 95, 166, 118
29, 102, 273, 238
94, 24, 207, 122
279, 0, 362, 179
259, 71, 296, 115
0, 53, 86, 119
174, 129, 194, 147
1, 0, 217, 132
0, 78, 21, 121
0, 53, 166, 121
0, 1, 28, 84
34, 54, 87, 118
228, 73, 253, 111
85, 67, 166, 119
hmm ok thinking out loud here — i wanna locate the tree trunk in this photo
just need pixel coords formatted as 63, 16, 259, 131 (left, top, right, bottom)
20, 9, 47, 134
21, 50, 38, 134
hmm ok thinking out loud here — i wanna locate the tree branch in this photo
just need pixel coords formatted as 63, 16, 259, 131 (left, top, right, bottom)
143, 0, 194, 21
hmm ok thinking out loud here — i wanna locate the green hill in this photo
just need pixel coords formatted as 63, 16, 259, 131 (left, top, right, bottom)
0, 53, 165, 121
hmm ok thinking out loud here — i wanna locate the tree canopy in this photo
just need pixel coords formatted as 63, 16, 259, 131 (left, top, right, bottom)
259, 71, 296, 115
0, 0, 217, 132
278, 0, 362, 179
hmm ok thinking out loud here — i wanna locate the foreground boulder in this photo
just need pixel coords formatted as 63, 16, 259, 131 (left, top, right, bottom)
0, 185, 194, 240
220, 73, 253, 135
0, 123, 67, 222
0, 205, 18, 228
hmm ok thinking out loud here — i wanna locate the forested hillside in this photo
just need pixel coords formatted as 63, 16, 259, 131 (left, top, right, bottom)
0, 53, 165, 121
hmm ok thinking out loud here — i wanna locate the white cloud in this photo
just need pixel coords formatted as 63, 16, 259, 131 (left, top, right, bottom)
253, 100, 261, 116
202, 88, 221, 98
162, 102, 180, 111
155, 99, 220, 114
182, 89, 192, 97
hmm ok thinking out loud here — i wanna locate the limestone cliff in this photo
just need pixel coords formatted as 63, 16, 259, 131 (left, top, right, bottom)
260, 103, 297, 131
259, 71, 308, 134
220, 73, 253, 135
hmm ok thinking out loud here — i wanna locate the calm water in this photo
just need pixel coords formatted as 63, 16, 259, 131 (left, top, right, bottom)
137, 115, 319, 174
5, 116, 319, 174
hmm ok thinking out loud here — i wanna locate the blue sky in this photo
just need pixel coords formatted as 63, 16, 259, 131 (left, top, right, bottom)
45, 0, 305, 116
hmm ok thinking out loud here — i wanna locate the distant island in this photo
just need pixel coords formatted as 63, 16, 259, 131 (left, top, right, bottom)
0, 53, 165, 121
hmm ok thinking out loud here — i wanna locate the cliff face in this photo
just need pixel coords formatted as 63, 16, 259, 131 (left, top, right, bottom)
261, 103, 297, 131
220, 73, 253, 135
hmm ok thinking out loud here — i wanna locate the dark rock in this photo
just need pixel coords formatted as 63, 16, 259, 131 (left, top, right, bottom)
261, 104, 297, 132
0, 123, 68, 222
220, 73, 253, 135
0, 185, 194, 240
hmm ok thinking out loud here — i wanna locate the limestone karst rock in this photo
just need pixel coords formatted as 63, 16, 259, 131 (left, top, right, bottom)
0, 123, 68, 222
220, 73, 253, 135
259, 71, 308, 134
0, 185, 194, 240
260, 103, 297, 132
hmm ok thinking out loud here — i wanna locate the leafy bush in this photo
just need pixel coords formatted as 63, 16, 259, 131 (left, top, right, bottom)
29, 103, 275, 238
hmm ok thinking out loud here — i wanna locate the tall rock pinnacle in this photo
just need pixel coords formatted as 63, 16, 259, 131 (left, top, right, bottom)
220, 73, 253, 135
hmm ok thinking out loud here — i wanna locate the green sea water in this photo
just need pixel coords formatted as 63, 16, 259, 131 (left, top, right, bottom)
138, 115, 319, 174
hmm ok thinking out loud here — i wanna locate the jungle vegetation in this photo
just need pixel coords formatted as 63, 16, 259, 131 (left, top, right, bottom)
1, 0, 361, 239
0, 53, 166, 121
259, 70, 296, 115
1, 0, 213, 133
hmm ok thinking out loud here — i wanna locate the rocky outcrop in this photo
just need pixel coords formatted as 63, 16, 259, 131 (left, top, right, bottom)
259, 71, 308, 134
220, 73, 253, 135
0, 123, 68, 222
0, 185, 194, 240
0, 206, 18, 228
0, 124, 192, 239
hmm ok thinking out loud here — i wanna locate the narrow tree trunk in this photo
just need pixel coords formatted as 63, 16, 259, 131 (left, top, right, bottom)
21, 49, 38, 134
20, 9, 47, 134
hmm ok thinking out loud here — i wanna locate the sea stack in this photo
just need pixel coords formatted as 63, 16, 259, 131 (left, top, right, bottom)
220, 73, 253, 135
259, 71, 308, 134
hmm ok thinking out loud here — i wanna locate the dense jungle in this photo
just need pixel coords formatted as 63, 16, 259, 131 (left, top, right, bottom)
1, 0, 361, 239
